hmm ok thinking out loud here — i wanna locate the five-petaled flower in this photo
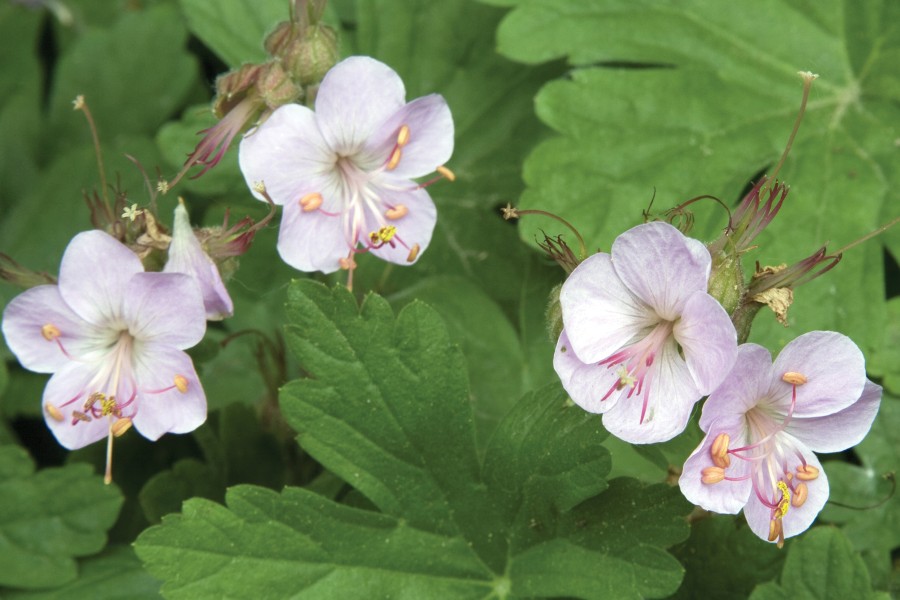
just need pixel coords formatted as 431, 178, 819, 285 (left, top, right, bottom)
238, 55, 454, 274
679, 332, 881, 546
553, 221, 738, 443
1, 230, 208, 482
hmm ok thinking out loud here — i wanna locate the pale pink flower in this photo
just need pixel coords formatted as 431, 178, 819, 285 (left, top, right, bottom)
239, 56, 454, 273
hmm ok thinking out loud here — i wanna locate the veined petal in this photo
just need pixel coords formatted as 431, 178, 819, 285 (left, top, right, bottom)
131, 343, 206, 440
122, 272, 206, 349
42, 362, 109, 450
674, 291, 737, 394
361, 94, 454, 178
554, 331, 623, 413
611, 222, 711, 320
601, 338, 700, 443
786, 380, 882, 452
362, 185, 436, 266
164, 202, 233, 320
560, 253, 656, 364
277, 199, 349, 274
2, 285, 105, 373
742, 439, 828, 542
238, 103, 333, 206
769, 331, 866, 418
315, 56, 406, 153
58, 230, 143, 326
679, 416, 752, 514
699, 344, 774, 432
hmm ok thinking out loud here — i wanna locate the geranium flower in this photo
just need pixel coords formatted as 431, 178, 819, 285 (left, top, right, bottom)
238, 55, 454, 274
164, 200, 234, 320
1, 230, 208, 482
679, 332, 881, 546
553, 221, 738, 443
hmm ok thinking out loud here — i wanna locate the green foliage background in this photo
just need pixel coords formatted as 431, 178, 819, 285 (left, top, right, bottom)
0, 0, 897, 597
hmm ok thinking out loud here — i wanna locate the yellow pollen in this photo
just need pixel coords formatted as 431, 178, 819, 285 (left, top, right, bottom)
776, 480, 791, 518
111, 417, 133, 437
252, 180, 266, 193
782, 371, 808, 385
386, 146, 402, 170
396, 124, 410, 147
701, 466, 725, 484
41, 323, 61, 341
406, 243, 420, 263
72, 410, 91, 422
300, 192, 323, 212
710, 433, 731, 469
436, 165, 456, 181
100, 396, 119, 417
174, 375, 189, 394
792, 482, 808, 507
385, 204, 409, 220
369, 225, 397, 245
614, 366, 636, 390
339, 256, 357, 271
45, 404, 64, 422
796, 464, 819, 481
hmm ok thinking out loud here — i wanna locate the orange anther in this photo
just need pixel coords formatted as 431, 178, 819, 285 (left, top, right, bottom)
386, 147, 402, 170
406, 243, 421, 263
41, 324, 61, 341
111, 417, 133, 437
710, 433, 731, 468
385, 204, 408, 220
174, 375, 189, 394
299, 192, 323, 212
782, 371, 808, 385
792, 482, 808, 507
701, 466, 725, 484
396, 124, 410, 147
436, 165, 456, 181
796, 464, 819, 481
45, 404, 64, 422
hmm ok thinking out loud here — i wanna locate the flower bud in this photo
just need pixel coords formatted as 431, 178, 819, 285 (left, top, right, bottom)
213, 63, 264, 118
264, 21, 297, 57
706, 247, 744, 317
546, 283, 564, 343
281, 25, 340, 87
257, 61, 302, 110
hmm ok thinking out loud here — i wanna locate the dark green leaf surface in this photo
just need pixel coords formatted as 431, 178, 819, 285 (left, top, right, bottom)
748, 527, 886, 600
135, 281, 690, 598
4, 546, 161, 600
0, 446, 123, 589
495, 0, 900, 355
178, 0, 288, 67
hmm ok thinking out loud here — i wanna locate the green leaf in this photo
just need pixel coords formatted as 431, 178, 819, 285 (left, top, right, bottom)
748, 527, 883, 600
341, 0, 564, 307
495, 0, 900, 355
869, 297, 900, 395
670, 516, 785, 600
389, 275, 528, 446
0, 445, 123, 589
47, 5, 198, 151
177, 0, 288, 67
819, 392, 900, 560
135, 281, 690, 599
4, 546, 161, 599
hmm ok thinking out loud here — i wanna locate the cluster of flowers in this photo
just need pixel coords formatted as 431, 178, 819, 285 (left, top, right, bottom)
553, 218, 882, 546
0, 56, 455, 483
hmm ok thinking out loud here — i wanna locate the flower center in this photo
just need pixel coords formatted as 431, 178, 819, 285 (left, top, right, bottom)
39, 324, 192, 483
596, 320, 675, 423
700, 377, 820, 547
